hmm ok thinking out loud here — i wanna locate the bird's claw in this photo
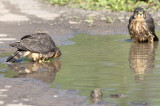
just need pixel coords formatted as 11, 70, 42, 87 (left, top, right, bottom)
38, 60, 50, 63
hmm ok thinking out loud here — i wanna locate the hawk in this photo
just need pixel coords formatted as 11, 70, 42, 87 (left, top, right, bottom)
6, 32, 61, 62
128, 7, 159, 43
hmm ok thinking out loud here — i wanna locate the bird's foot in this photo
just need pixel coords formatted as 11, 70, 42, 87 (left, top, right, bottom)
131, 37, 138, 43
148, 36, 154, 43
38, 60, 50, 63
44, 60, 50, 63
38, 60, 43, 63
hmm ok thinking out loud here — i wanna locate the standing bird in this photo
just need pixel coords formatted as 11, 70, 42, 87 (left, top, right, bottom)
128, 7, 159, 43
6, 32, 61, 62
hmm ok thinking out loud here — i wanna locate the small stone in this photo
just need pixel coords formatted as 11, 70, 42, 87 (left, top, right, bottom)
53, 95, 58, 97
0, 89, 8, 92
0, 34, 7, 37
25, 69, 31, 73
0, 101, 4, 105
5, 86, 12, 88
7, 103, 33, 106
23, 98, 30, 101
0, 94, 7, 97
12, 100, 18, 103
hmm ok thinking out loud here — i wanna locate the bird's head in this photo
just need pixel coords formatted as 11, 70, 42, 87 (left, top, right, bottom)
91, 88, 102, 98
133, 7, 146, 19
53, 48, 61, 58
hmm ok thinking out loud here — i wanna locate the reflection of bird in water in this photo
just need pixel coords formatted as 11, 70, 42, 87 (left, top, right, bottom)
91, 88, 102, 104
129, 42, 158, 80
128, 7, 159, 43
6, 32, 61, 62
8, 59, 61, 83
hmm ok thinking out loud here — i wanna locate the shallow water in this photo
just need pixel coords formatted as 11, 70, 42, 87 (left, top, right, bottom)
1, 33, 160, 105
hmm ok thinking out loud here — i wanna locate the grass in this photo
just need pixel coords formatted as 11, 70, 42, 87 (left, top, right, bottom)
45, 0, 160, 12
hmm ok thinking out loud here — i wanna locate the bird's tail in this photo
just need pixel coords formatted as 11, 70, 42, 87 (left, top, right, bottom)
154, 33, 159, 41
6, 51, 24, 63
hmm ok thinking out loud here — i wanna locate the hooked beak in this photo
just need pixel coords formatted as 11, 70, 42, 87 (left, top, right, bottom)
138, 11, 143, 17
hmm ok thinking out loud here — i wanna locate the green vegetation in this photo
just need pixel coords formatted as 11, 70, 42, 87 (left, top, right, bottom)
106, 16, 117, 23
46, 0, 160, 11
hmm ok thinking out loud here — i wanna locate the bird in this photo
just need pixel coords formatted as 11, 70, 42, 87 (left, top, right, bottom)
6, 32, 61, 63
90, 88, 102, 104
128, 7, 159, 43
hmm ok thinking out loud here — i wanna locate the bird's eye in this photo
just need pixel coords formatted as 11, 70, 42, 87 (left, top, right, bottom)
134, 10, 138, 13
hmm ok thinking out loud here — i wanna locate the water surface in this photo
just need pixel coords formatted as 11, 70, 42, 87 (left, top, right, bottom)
1, 33, 160, 105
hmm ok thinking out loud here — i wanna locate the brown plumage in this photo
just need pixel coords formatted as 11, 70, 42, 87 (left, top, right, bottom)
6, 32, 61, 62
90, 88, 102, 104
128, 7, 159, 43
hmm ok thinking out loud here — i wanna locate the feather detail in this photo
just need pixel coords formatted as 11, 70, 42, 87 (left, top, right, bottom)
6, 51, 24, 62
129, 18, 153, 42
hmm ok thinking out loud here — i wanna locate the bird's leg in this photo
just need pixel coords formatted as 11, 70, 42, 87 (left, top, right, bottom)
38, 60, 43, 63
43, 60, 50, 62
148, 36, 154, 43
38, 59, 50, 63
131, 36, 138, 43
148, 42, 153, 49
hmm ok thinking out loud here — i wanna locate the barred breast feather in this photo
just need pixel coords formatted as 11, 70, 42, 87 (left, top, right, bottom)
129, 18, 153, 42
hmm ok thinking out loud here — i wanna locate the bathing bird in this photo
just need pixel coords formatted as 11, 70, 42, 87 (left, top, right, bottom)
128, 7, 159, 43
91, 88, 102, 104
6, 32, 61, 62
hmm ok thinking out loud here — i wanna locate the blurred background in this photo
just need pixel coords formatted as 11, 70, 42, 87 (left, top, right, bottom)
46, 0, 160, 12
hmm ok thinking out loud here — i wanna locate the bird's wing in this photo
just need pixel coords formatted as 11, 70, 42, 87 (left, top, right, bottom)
145, 13, 155, 33
129, 15, 134, 24
128, 15, 134, 29
20, 33, 56, 54
145, 13, 159, 41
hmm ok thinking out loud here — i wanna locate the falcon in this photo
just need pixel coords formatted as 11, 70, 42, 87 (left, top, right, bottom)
128, 7, 159, 43
6, 32, 61, 62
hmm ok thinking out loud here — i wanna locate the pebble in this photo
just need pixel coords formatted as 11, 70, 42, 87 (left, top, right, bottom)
22, 98, 30, 101
0, 38, 16, 41
12, 100, 18, 103
0, 94, 7, 97
0, 34, 7, 37
0, 89, 8, 92
53, 95, 58, 97
7, 103, 33, 106
0, 101, 4, 105
5, 86, 12, 88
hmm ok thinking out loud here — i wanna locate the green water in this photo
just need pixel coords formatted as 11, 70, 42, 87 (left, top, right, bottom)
1, 33, 160, 105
